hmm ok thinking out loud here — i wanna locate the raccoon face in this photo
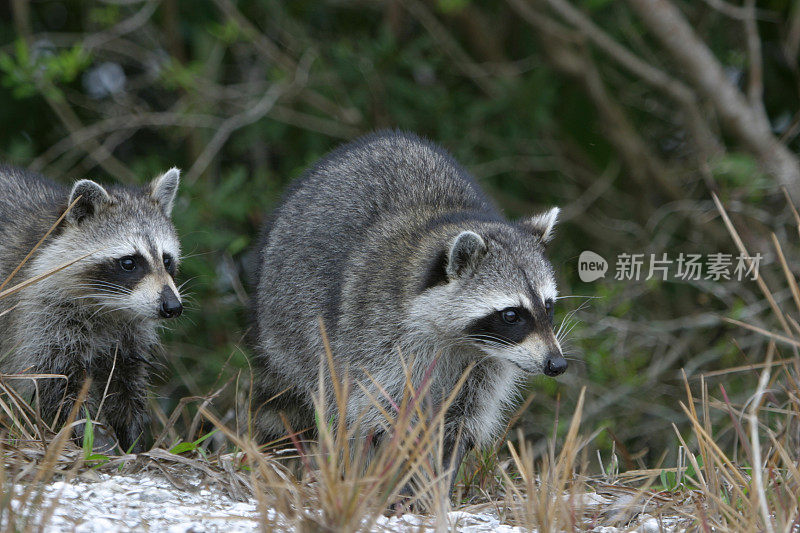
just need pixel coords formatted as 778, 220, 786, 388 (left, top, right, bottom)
46, 169, 183, 321
412, 208, 567, 377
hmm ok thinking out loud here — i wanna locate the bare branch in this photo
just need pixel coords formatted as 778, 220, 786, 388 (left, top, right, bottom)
700, 0, 778, 22
268, 106, 360, 139
542, 0, 723, 159
508, 0, 683, 201
212, 0, 361, 125
784, 3, 800, 66
82, 1, 160, 51
626, 0, 800, 198
183, 53, 314, 185
401, 0, 500, 96
31, 113, 223, 172
744, 0, 765, 115
10, 2, 143, 182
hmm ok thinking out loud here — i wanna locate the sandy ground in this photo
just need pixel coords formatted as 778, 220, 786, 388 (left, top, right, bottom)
8, 472, 682, 532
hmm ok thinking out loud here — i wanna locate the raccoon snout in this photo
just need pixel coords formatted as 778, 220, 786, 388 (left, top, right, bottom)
543, 353, 567, 377
158, 286, 182, 319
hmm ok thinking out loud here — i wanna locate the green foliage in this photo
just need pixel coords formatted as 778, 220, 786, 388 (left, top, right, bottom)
159, 59, 204, 92
0, 40, 89, 100
436, 0, 470, 14
208, 20, 242, 45
658, 455, 702, 493
580, 0, 614, 9
81, 409, 110, 466
169, 430, 218, 456
712, 153, 769, 202
88, 5, 121, 26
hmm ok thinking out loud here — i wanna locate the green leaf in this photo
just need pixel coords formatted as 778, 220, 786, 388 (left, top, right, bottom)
581, 0, 614, 9
82, 408, 94, 459
436, 0, 469, 13
125, 436, 141, 455
169, 430, 218, 454
193, 429, 218, 446
169, 442, 196, 454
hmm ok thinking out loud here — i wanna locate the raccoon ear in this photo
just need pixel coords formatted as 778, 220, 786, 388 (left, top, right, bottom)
150, 167, 180, 216
447, 231, 487, 279
67, 179, 111, 223
520, 207, 560, 244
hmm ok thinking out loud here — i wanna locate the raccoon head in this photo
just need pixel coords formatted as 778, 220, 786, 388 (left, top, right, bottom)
42, 168, 183, 321
413, 207, 567, 377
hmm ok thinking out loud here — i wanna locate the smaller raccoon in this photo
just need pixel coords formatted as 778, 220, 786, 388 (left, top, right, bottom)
0, 166, 183, 452
253, 131, 568, 492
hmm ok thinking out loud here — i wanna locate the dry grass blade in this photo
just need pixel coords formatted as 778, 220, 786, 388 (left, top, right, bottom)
0, 250, 99, 301
770, 233, 800, 316
0, 195, 80, 293
712, 192, 792, 336
748, 343, 775, 533
723, 317, 800, 348
782, 186, 800, 240
701, 356, 795, 378
497, 387, 590, 530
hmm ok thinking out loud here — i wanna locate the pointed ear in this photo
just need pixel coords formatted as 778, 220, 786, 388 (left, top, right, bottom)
67, 179, 111, 223
446, 231, 487, 279
519, 207, 560, 244
150, 167, 180, 216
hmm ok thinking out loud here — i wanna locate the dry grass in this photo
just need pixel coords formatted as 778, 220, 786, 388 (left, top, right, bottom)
1, 195, 800, 531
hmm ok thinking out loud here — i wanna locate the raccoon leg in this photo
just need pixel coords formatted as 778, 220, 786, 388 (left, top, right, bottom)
252, 371, 315, 446
104, 386, 148, 454
439, 360, 505, 493
37, 369, 83, 429
33, 357, 115, 450
89, 351, 149, 453
441, 429, 473, 494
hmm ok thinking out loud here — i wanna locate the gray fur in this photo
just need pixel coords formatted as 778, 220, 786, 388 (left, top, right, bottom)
0, 165, 182, 452
253, 131, 566, 486
68, 180, 111, 223
149, 168, 180, 216
447, 231, 487, 279
519, 206, 560, 244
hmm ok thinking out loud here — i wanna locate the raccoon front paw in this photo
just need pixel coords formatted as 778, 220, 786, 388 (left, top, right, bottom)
389, 483, 422, 514
115, 424, 146, 454
72, 421, 120, 454
92, 423, 121, 454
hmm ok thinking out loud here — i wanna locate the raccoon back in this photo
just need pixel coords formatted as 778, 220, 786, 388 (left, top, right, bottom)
0, 165, 67, 280
256, 131, 501, 372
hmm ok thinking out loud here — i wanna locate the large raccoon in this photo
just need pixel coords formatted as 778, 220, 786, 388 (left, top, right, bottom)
253, 131, 567, 488
0, 165, 183, 452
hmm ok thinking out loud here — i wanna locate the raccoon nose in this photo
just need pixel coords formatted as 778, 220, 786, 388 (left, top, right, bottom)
544, 354, 567, 377
159, 288, 182, 319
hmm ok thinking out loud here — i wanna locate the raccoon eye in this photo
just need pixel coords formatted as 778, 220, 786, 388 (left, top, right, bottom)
499, 308, 521, 324
163, 255, 173, 271
545, 299, 554, 322
119, 256, 136, 271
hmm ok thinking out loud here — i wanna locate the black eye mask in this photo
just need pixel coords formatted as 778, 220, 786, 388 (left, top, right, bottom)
465, 307, 535, 344
87, 253, 151, 291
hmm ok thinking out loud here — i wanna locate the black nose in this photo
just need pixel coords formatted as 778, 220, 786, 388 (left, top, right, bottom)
159, 288, 182, 319
544, 354, 567, 377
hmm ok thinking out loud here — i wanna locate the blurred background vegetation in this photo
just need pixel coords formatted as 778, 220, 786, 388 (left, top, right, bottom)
1, 0, 799, 470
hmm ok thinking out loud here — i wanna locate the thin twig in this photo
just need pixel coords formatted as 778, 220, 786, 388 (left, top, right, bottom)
748, 343, 775, 533
744, 0, 765, 114
184, 53, 314, 185
626, 0, 800, 196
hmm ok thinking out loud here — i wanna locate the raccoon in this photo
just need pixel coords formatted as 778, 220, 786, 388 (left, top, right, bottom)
0, 165, 183, 452
252, 131, 567, 488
